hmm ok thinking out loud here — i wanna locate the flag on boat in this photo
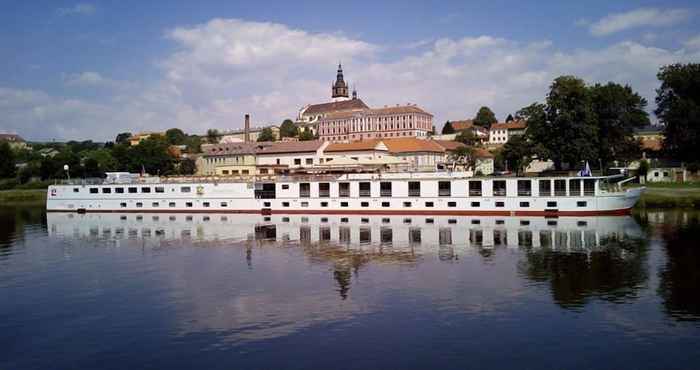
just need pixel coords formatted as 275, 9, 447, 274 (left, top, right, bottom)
577, 161, 592, 177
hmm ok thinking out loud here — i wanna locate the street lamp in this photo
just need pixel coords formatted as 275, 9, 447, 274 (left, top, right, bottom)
63, 164, 70, 181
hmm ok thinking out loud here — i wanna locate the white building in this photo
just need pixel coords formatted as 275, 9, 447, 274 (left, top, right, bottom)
488, 121, 527, 145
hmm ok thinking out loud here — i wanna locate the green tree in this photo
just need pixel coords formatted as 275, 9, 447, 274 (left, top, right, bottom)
279, 119, 299, 138
165, 128, 187, 145
179, 158, 197, 175
474, 106, 497, 127
441, 121, 455, 135
655, 63, 700, 162
505, 114, 514, 122
638, 159, 650, 183
85, 149, 118, 176
501, 135, 533, 174
448, 146, 475, 170
257, 127, 276, 142
206, 129, 221, 144
129, 135, 174, 175
589, 82, 649, 165
185, 136, 202, 153
0, 142, 17, 178
299, 127, 315, 141
115, 132, 132, 145
455, 129, 479, 146
523, 76, 598, 170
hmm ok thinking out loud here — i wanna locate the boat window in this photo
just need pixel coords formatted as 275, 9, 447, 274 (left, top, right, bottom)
141, 187, 151, 193
495, 201, 504, 207
321, 202, 328, 207
539, 180, 551, 197
319, 183, 330, 198
186, 202, 193, 207
136, 202, 143, 208
547, 201, 557, 208
341, 202, 348, 207
425, 201, 434, 207
554, 180, 566, 197
102, 188, 111, 194
469, 181, 482, 196
120, 203, 127, 208
583, 179, 595, 196
181, 187, 191, 193
493, 180, 506, 196
339, 182, 350, 197
301, 202, 309, 207
169, 202, 176, 207
382, 202, 390, 207
471, 202, 480, 207
221, 202, 227, 207
299, 183, 310, 198
577, 201, 587, 207
496, 220, 505, 225
408, 181, 421, 197
73, 188, 80, 193
438, 181, 451, 197
203, 202, 210, 207
115, 187, 124, 193
128, 187, 138, 193
90, 188, 98, 194
380, 182, 392, 197
447, 201, 457, 207
403, 202, 412, 207
517, 180, 531, 196
361, 202, 369, 207
255, 183, 276, 199
359, 182, 371, 197
569, 179, 581, 196
155, 187, 165, 193
152, 202, 159, 207
341, 217, 349, 223
283, 202, 290, 207
281, 184, 289, 190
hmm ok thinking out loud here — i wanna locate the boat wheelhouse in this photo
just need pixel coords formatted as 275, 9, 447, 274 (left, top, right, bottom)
46, 172, 643, 216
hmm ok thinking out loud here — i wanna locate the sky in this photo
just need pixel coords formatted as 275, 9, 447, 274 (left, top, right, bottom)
1, 0, 699, 142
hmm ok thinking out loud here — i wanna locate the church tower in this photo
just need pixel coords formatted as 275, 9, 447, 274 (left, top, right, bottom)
331, 63, 349, 100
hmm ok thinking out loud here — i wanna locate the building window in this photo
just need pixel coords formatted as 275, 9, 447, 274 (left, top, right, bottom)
222, 170, 229, 175
382, 202, 390, 207
141, 187, 151, 193
493, 180, 506, 196
319, 183, 330, 197
299, 183, 310, 198
339, 182, 350, 197
539, 180, 551, 197
469, 181, 482, 196
90, 188, 98, 194
306, 158, 313, 165
155, 187, 165, 193
294, 158, 301, 165
380, 182, 392, 197
425, 201, 434, 207
495, 201, 504, 207
517, 180, 531, 196
408, 181, 421, 197
438, 181, 451, 196
361, 202, 369, 207
102, 188, 111, 193
181, 186, 191, 193
359, 182, 371, 197
447, 201, 456, 207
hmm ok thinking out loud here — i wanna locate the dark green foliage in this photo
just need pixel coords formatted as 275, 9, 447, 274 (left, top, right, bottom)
505, 114, 514, 122
165, 128, 187, 145
298, 127, 314, 141
127, 135, 174, 175
455, 129, 478, 146
185, 136, 202, 153
279, 119, 299, 138
257, 127, 276, 142
0, 142, 17, 178
441, 121, 455, 135
474, 106, 497, 127
655, 63, 700, 162
115, 132, 132, 144
206, 129, 221, 144
501, 135, 533, 174
179, 158, 197, 175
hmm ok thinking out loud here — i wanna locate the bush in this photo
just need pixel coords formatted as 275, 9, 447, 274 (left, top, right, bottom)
0, 178, 19, 190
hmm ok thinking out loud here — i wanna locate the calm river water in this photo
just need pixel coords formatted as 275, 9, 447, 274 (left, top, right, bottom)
1, 206, 699, 370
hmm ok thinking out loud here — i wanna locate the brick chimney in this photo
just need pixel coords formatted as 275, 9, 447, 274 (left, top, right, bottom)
244, 114, 250, 143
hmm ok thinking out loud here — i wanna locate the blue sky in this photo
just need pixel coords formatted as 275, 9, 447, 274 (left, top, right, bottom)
1, 0, 699, 141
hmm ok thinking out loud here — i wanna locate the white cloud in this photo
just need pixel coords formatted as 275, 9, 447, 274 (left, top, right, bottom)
684, 35, 700, 49
3, 19, 700, 141
57, 3, 96, 16
63, 71, 131, 90
589, 8, 691, 36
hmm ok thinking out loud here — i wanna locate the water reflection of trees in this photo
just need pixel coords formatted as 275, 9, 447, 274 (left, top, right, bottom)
0, 206, 45, 251
655, 211, 700, 321
518, 236, 649, 309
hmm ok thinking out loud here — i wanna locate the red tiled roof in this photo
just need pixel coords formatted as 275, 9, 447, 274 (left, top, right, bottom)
382, 138, 445, 153
450, 120, 474, 131
432, 140, 466, 151
324, 104, 432, 120
490, 121, 526, 130
325, 140, 385, 152
256, 140, 326, 154
474, 148, 494, 158
302, 99, 369, 115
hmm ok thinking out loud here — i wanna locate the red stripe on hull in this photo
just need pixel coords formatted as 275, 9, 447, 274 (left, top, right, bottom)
47, 208, 633, 216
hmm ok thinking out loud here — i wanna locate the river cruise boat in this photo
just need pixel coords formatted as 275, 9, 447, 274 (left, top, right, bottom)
46, 171, 643, 216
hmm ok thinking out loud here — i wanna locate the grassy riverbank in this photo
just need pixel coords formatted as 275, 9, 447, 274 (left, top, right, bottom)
637, 186, 700, 209
0, 189, 47, 205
